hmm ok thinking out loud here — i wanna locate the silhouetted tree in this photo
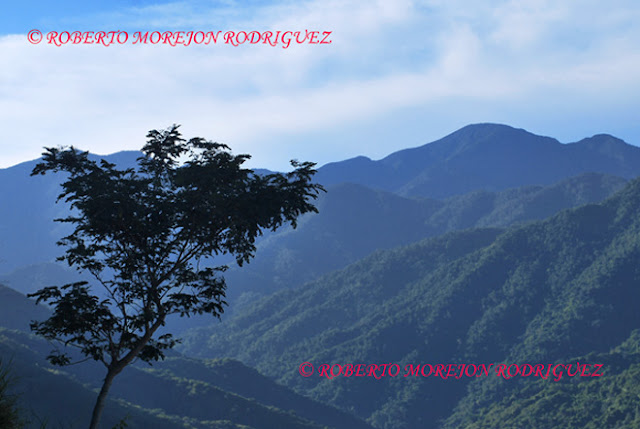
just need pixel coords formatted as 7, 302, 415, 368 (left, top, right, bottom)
28, 125, 324, 429
0, 359, 21, 429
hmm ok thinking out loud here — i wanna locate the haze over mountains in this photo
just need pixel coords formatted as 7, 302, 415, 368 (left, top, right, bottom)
1, 123, 638, 280
1, 122, 640, 428
1, 123, 637, 309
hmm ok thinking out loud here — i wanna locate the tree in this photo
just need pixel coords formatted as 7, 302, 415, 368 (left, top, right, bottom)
0, 358, 21, 429
28, 125, 325, 429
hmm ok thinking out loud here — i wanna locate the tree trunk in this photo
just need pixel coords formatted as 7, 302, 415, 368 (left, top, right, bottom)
87, 319, 164, 428
89, 369, 117, 429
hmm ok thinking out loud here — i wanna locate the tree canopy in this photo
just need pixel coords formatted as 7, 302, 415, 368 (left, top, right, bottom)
28, 125, 324, 428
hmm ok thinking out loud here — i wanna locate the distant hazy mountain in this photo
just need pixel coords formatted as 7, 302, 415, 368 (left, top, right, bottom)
180, 177, 640, 428
316, 123, 640, 198
0, 159, 68, 274
0, 151, 141, 274
0, 262, 87, 296
0, 284, 50, 332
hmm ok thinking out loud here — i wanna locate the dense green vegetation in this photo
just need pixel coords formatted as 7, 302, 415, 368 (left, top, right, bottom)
181, 177, 640, 428
447, 331, 640, 428
220, 172, 626, 306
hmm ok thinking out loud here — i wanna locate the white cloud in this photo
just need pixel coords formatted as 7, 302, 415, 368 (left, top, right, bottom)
489, 0, 568, 50
1, 0, 640, 169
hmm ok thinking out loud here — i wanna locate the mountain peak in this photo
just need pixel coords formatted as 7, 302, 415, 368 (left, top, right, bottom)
573, 133, 629, 148
455, 122, 526, 134
316, 124, 640, 198
442, 123, 558, 147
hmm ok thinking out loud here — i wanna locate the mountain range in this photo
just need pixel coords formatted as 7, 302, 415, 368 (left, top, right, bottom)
219, 171, 627, 306
3, 123, 640, 275
180, 176, 640, 428
1, 122, 640, 428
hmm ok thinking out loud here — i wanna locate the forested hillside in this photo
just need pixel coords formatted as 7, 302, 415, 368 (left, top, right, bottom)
221, 172, 627, 303
181, 177, 640, 428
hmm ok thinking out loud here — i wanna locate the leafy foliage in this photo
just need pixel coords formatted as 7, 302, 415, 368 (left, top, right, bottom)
27, 125, 324, 428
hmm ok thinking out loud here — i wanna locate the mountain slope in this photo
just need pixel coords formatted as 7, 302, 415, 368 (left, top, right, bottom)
446, 330, 640, 428
0, 151, 141, 275
181, 177, 640, 428
219, 172, 626, 305
0, 285, 50, 331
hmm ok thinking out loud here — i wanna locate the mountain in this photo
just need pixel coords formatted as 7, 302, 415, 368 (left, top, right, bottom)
0, 262, 89, 297
0, 284, 372, 429
3, 147, 628, 315
0, 159, 68, 275
2, 124, 638, 277
219, 172, 627, 305
315, 123, 640, 198
0, 151, 141, 275
0, 284, 50, 331
179, 177, 640, 428
3, 123, 640, 428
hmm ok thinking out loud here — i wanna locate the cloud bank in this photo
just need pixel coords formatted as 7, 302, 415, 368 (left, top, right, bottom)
1, 0, 639, 169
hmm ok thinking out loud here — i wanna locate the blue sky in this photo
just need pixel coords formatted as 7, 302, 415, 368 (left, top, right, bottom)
1, 0, 640, 170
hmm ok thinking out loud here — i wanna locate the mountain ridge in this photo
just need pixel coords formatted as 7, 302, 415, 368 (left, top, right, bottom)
316, 123, 640, 198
